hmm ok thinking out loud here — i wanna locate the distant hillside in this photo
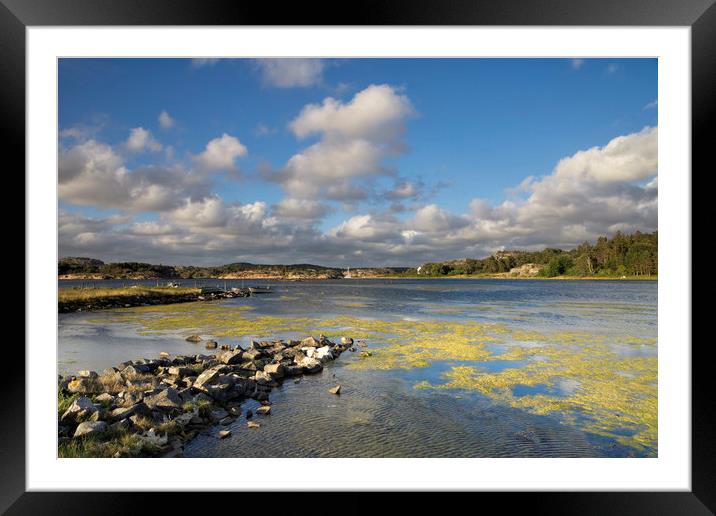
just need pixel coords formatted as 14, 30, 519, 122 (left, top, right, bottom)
58, 258, 345, 280
415, 231, 657, 278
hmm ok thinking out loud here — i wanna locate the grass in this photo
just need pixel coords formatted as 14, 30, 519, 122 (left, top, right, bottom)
58, 426, 165, 458
58, 391, 79, 418
58, 285, 201, 303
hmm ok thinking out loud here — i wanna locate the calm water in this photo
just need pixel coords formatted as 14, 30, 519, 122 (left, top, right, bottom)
58, 279, 658, 458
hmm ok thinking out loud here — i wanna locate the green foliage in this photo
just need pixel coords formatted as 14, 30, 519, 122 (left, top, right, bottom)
418, 231, 657, 278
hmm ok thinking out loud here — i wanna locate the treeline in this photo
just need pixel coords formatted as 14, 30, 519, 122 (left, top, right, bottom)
58, 257, 344, 279
418, 231, 658, 278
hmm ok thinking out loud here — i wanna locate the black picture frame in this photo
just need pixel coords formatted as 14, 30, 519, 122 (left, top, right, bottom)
4, 0, 710, 513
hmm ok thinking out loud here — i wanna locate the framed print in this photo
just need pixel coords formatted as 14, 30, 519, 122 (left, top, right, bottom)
4, 0, 711, 512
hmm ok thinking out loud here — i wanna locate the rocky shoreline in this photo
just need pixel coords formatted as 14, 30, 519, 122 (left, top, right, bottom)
58, 334, 359, 458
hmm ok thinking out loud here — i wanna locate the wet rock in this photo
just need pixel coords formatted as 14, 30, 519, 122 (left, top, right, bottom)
205, 340, 218, 350
284, 365, 305, 377
329, 385, 341, 395
210, 408, 229, 423
218, 430, 231, 439
246, 409, 253, 419
186, 334, 202, 342
74, 420, 108, 438
60, 396, 98, 425
247, 421, 260, 429
144, 387, 183, 411
341, 337, 354, 345
159, 351, 170, 358
255, 405, 271, 415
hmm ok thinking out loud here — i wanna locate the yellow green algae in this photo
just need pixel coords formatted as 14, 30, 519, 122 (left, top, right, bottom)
93, 302, 657, 453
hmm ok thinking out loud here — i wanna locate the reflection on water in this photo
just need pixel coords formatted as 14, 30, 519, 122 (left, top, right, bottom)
58, 278, 657, 457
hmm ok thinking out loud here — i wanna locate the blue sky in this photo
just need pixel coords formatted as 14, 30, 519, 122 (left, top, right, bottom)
58, 58, 658, 266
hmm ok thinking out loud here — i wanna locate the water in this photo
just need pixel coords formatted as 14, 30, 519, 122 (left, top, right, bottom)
58, 278, 657, 457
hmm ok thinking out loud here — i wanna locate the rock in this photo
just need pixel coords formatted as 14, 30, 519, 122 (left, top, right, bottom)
118, 391, 143, 407
341, 337, 354, 345
220, 344, 231, 350
109, 402, 151, 422
168, 366, 192, 377
218, 430, 231, 439
218, 349, 244, 365
205, 340, 218, 349
143, 387, 183, 411
60, 396, 98, 424
314, 346, 334, 362
228, 406, 241, 416
329, 385, 341, 395
255, 405, 271, 415
219, 417, 233, 426
73, 420, 108, 438
296, 357, 323, 374
193, 366, 222, 391
159, 351, 170, 358
109, 418, 130, 432
253, 371, 277, 386
246, 409, 253, 419
359, 351, 372, 357
67, 378, 99, 394
78, 370, 98, 379
186, 334, 202, 342
302, 346, 317, 358
94, 393, 114, 404
247, 421, 260, 429
243, 348, 264, 361
302, 336, 321, 347
263, 363, 285, 378
122, 364, 150, 376
210, 408, 229, 423
284, 365, 305, 376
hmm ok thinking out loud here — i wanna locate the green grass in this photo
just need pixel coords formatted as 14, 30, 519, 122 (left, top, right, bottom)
58, 285, 200, 303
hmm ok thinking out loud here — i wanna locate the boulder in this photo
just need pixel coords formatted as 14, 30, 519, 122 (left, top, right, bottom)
359, 351, 373, 358
217, 349, 244, 365
253, 371, 276, 386
67, 378, 99, 394
329, 385, 341, 395
168, 366, 193, 377
109, 402, 151, 422
247, 421, 261, 429
243, 348, 264, 361
255, 405, 271, 415
296, 357, 322, 374
218, 430, 231, 439
159, 351, 170, 358
186, 334, 202, 342
205, 340, 218, 349
73, 420, 108, 438
143, 387, 183, 411
341, 337, 354, 345
314, 346, 334, 362
94, 393, 114, 404
263, 363, 285, 378
122, 364, 150, 376
60, 396, 98, 424
193, 366, 223, 391
78, 370, 98, 379
284, 365, 305, 376
301, 336, 321, 347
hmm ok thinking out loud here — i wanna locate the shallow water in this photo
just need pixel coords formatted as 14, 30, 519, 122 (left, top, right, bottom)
58, 278, 657, 457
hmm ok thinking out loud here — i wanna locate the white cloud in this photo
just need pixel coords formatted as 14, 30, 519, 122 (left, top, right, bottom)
643, 99, 658, 110
195, 133, 247, 172
158, 111, 175, 129
272, 198, 332, 220
126, 127, 162, 153
254, 58, 325, 88
269, 84, 415, 201
58, 139, 210, 212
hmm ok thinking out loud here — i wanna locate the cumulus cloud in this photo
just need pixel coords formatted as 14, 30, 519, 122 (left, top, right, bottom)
267, 84, 415, 201
58, 122, 657, 267
194, 133, 247, 172
158, 111, 175, 129
254, 58, 325, 88
59, 139, 210, 212
126, 127, 162, 153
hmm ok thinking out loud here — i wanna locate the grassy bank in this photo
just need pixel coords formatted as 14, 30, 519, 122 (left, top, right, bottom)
58, 286, 202, 313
